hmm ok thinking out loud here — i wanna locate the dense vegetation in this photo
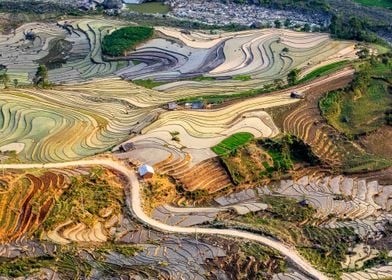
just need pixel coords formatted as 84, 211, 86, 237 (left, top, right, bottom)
33, 64, 49, 88
352, 0, 392, 9
102, 26, 154, 57
320, 54, 392, 137
258, 134, 320, 170
220, 135, 319, 184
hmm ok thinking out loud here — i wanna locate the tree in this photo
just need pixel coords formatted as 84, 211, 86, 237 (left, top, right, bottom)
34, 64, 48, 87
351, 62, 371, 97
287, 69, 300, 85
274, 19, 282, 29
102, 0, 123, 9
284, 19, 291, 28
0, 72, 10, 88
13, 79, 18, 88
303, 23, 311, 32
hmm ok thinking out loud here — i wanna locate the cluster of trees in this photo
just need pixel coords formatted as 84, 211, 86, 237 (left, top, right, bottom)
329, 15, 380, 43
351, 62, 372, 97
287, 69, 300, 85
102, 26, 154, 57
33, 65, 49, 88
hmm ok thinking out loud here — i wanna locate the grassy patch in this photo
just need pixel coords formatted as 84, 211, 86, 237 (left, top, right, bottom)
259, 196, 315, 223
102, 26, 154, 57
320, 79, 391, 136
220, 135, 319, 184
211, 132, 254, 156
320, 58, 392, 137
132, 79, 167, 89
42, 168, 124, 229
191, 76, 215, 81
0, 253, 92, 279
241, 242, 287, 274
176, 83, 277, 105
298, 60, 349, 83
0, 256, 53, 277
95, 244, 142, 257
233, 74, 252, 81
125, 2, 170, 14
352, 0, 392, 9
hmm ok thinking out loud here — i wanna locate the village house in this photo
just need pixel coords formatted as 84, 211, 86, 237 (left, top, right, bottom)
138, 164, 155, 179
290, 91, 305, 99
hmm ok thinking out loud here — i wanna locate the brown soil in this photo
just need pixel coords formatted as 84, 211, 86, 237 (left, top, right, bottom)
359, 125, 392, 160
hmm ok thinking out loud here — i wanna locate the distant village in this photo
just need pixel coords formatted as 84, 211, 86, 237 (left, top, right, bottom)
30, 0, 330, 29
165, 0, 330, 28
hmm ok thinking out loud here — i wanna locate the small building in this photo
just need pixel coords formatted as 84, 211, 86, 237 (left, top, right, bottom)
290, 91, 305, 99
138, 164, 155, 179
167, 102, 177, 110
119, 142, 135, 152
191, 101, 204, 110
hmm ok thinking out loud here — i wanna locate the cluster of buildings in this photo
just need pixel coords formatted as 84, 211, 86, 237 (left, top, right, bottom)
165, 0, 328, 28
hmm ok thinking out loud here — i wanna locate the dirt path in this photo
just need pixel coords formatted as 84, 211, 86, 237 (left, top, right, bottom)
0, 159, 329, 280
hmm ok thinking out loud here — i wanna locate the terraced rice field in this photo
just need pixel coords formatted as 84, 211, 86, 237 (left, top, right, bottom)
0, 171, 68, 242
119, 27, 357, 97
277, 174, 392, 223
0, 19, 128, 85
0, 81, 157, 162
140, 103, 281, 149
155, 156, 232, 193
282, 68, 368, 167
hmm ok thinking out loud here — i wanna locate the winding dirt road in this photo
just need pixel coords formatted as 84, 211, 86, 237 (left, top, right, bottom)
0, 159, 329, 280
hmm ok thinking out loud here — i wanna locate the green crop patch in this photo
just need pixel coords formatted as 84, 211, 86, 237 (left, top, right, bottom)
211, 132, 254, 155
298, 60, 349, 83
132, 79, 167, 89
